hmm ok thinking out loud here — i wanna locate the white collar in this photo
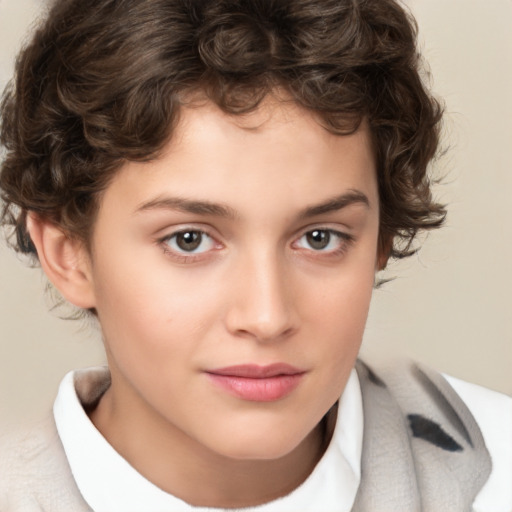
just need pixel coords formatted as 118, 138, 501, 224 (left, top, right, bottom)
54, 367, 363, 512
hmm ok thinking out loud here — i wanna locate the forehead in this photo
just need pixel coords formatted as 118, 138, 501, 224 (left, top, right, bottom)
97, 97, 378, 222
173, 95, 371, 164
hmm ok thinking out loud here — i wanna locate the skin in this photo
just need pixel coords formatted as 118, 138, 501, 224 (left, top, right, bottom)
32, 97, 381, 507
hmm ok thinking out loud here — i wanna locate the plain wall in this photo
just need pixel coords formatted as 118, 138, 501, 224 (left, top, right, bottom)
1, 0, 511, 428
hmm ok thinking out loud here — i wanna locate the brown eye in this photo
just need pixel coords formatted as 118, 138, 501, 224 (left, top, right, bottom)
306, 230, 331, 250
176, 231, 202, 251
293, 228, 352, 254
165, 230, 215, 253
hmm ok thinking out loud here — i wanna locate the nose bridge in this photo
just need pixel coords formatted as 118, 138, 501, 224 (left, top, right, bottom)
226, 245, 296, 342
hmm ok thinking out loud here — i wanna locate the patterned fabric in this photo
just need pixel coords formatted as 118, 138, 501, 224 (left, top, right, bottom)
352, 361, 492, 512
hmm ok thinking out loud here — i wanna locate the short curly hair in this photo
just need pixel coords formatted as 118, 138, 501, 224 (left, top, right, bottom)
1, 0, 445, 260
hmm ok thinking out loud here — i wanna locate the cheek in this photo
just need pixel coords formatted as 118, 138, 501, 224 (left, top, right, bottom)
301, 256, 375, 376
311, 284, 371, 372
303, 255, 375, 334
287, 271, 374, 440
93, 260, 223, 366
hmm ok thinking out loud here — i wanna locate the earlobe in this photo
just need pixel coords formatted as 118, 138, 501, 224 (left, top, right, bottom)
376, 251, 389, 271
376, 234, 392, 271
27, 214, 96, 309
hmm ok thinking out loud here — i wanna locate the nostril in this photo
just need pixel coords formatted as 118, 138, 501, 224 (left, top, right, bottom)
225, 310, 297, 343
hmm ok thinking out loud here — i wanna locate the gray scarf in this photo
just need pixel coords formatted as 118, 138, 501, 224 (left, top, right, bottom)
352, 360, 491, 511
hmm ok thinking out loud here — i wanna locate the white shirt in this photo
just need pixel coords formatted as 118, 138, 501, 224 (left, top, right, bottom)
54, 368, 512, 512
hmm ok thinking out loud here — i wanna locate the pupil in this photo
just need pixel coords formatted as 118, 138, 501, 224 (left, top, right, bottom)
176, 231, 201, 251
307, 230, 330, 250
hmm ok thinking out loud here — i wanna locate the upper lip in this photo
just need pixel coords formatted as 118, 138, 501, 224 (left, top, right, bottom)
206, 363, 305, 378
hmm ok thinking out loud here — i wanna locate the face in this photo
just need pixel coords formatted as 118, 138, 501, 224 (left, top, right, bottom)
84, 98, 379, 461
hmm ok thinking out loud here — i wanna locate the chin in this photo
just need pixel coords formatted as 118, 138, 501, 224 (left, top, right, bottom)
206, 424, 314, 462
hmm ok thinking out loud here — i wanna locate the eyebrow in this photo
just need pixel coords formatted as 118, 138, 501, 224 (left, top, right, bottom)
298, 190, 370, 219
135, 196, 239, 219
135, 189, 370, 220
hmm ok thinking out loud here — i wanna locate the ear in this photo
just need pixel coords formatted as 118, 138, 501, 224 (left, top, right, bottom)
376, 233, 393, 271
27, 214, 96, 309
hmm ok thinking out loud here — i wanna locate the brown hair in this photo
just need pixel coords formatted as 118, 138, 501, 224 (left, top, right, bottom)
1, 0, 445, 261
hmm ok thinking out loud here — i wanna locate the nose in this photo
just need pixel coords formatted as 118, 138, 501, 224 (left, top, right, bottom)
224, 251, 298, 343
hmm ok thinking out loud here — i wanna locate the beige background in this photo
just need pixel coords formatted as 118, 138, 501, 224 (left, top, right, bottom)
1, 0, 511, 428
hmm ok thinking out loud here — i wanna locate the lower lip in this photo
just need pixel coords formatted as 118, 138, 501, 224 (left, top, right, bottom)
206, 373, 304, 402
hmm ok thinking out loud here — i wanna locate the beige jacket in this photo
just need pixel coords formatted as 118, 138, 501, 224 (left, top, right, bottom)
0, 413, 92, 511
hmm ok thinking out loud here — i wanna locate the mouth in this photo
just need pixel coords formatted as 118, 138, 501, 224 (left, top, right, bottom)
205, 364, 306, 402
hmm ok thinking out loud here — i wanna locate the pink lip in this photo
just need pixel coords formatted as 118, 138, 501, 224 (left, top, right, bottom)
205, 364, 306, 402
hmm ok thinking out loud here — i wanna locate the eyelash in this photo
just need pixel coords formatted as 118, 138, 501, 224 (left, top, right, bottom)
292, 229, 355, 258
158, 227, 355, 263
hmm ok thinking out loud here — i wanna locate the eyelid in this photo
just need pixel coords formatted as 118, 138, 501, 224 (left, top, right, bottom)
153, 220, 219, 238
293, 223, 355, 241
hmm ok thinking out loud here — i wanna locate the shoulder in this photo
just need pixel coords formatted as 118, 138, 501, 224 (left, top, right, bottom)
0, 415, 57, 491
444, 375, 512, 511
0, 414, 92, 511
444, 374, 512, 433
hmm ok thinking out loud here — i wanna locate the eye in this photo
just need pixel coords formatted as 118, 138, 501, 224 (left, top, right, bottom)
164, 230, 216, 254
294, 229, 352, 253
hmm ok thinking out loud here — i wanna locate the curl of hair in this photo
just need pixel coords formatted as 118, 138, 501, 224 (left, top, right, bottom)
1, 0, 445, 262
